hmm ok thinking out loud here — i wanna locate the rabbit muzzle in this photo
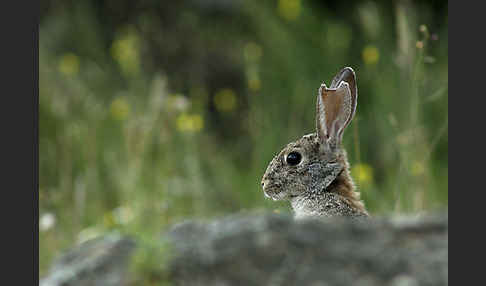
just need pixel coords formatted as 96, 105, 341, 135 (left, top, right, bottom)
261, 178, 284, 201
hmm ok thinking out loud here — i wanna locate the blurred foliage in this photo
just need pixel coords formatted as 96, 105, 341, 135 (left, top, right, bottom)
39, 0, 448, 281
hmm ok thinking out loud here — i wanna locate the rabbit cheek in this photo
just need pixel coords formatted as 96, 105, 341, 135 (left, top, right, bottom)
307, 162, 343, 193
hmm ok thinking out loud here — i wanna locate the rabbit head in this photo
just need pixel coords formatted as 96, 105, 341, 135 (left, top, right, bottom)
261, 67, 361, 208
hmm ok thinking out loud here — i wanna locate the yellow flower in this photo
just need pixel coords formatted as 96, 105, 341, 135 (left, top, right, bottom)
176, 113, 204, 132
103, 212, 115, 227
278, 0, 301, 21
111, 28, 141, 76
191, 114, 203, 131
214, 88, 237, 112
58, 53, 79, 76
416, 41, 424, 49
110, 97, 131, 121
248, 78, 261, 92
410, 161, 425, 176
352, 163, 374, 187
362, 45, 379, 65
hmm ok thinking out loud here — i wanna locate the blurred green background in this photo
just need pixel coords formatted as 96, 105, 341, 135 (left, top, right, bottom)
40, 0, 448, 279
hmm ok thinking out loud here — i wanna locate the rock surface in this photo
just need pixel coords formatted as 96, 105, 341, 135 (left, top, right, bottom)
40, 233, 136, 286
168, 213, 448, 286
40, 212, 448, 286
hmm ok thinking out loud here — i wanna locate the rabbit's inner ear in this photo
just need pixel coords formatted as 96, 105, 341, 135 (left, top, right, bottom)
318, 81, 353, 148
330, 67, 358, 130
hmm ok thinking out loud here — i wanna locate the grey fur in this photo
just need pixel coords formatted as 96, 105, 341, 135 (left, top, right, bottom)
261, 67, 368, 219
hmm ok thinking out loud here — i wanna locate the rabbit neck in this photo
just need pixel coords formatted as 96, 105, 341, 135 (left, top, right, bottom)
290, 167, 368, 219
290, 192, 367, 219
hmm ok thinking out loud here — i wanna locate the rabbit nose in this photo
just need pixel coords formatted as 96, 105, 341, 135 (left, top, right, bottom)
261, 178, 269, 189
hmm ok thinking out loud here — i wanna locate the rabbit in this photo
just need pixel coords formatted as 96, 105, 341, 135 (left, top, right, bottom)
261, 67, 369, 219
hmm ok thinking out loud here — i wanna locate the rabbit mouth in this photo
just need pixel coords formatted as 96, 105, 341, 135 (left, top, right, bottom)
263, 187, 279, 200
263, 190, 279, 201
263, 191, 275, 200
263, 187, 288, 201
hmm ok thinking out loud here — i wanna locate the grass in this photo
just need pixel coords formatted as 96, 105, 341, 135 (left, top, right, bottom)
39, 0, 448, 280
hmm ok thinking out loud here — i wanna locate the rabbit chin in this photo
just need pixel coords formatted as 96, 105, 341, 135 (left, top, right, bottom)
264, 188, 297, 201
263, 189, 286, 201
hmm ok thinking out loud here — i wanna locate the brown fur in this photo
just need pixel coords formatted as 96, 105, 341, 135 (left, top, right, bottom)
330, 151, 368, 215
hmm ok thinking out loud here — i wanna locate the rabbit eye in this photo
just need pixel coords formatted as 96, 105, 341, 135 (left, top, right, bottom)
286, 152, 302, 166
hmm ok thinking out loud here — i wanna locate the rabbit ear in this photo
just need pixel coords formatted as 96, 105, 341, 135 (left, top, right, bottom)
330, 67, 358, 128
316, 77, 356, 150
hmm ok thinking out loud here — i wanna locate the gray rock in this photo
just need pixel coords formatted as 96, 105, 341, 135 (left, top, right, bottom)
167, 213, 448, 286
40, 233, 136, 286
40, 212, 448, 286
